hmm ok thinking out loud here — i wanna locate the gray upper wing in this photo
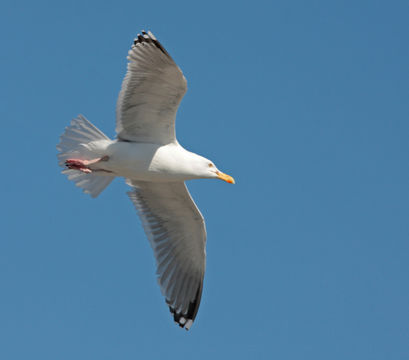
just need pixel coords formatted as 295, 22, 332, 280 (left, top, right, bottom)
127, 180, 206, 329
116, 31, 187, 144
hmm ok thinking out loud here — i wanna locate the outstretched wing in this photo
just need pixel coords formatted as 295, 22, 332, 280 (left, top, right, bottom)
127, 180, 206, 330
116, 31, 187, 144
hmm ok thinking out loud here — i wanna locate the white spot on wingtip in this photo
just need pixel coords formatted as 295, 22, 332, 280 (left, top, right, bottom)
148, 31, 157, 40
179, 317, 186, 325
185, 319, 193, 330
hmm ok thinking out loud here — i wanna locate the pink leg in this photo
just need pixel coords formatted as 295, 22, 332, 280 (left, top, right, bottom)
65, 156, 108, 174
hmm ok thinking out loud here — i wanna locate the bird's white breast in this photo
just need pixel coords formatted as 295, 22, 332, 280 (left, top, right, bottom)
88, 140, 196, 181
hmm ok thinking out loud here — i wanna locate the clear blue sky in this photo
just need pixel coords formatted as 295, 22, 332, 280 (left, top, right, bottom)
1, 0, 408, 359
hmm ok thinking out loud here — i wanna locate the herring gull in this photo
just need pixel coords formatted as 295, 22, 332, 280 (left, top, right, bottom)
57, 30, 234, 330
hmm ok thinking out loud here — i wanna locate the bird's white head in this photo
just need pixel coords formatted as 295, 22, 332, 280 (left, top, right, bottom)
191, 154, 235, 184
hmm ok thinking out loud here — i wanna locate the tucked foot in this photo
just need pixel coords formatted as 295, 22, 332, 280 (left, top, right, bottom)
65, 159, 93, 173
65, 156, 109, 173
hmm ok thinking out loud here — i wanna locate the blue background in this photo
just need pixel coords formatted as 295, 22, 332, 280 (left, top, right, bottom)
1, 0, 408, 359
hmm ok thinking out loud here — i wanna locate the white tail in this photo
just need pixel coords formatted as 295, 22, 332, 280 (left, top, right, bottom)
57, 115, 115, 198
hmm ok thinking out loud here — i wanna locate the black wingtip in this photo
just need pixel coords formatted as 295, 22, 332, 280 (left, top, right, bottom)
167, 284, 203, 330
131, 30, 170, 57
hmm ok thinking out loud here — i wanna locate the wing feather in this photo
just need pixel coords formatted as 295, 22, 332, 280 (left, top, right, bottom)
127, 180, 206, 329
116, 31, 187, 144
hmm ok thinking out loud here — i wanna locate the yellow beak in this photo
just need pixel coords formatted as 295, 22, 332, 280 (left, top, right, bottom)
216, 171, 235, 184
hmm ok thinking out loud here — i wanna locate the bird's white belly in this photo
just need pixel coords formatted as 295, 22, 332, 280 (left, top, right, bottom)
87, 141, 189, 181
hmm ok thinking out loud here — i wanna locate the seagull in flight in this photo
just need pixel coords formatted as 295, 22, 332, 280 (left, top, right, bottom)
57, 30, 235, 330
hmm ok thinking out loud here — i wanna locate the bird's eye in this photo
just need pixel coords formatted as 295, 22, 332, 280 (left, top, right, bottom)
208, 163, 214, 168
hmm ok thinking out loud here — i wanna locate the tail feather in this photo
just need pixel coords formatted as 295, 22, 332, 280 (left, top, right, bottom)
57, 115, 115, 198
61, 169, 114, 198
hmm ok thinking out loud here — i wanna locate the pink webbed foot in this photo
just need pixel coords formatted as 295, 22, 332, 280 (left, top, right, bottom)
65, 159, 93, 173
65, 156, 108, 174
